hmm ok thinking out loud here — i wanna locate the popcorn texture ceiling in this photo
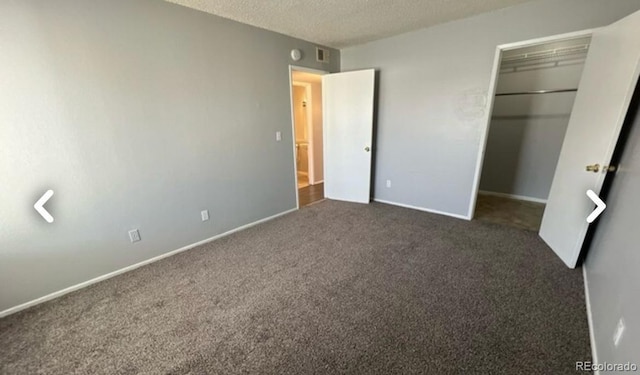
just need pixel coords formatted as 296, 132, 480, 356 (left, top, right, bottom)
165, 0, 534, 48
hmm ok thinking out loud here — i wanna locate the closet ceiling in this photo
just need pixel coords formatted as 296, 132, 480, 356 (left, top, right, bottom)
165, 0, 534, 48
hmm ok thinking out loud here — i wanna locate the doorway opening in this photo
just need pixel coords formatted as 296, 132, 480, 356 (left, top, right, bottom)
472, 32, 593, 231
290, 67, 326, 208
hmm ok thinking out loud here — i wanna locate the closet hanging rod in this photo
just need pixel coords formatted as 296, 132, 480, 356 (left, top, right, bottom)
495, 88, 577, 96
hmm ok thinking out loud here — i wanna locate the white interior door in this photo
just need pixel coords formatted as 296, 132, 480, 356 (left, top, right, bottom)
540, 10, 640, 268
323, 69, 375, 203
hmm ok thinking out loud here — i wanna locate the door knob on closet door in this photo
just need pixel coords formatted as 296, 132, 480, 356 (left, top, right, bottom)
364, 146, 370, 152
585, 164, 600, 173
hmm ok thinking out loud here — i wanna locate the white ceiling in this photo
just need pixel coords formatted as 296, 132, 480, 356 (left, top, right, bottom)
165, 0, 535, 49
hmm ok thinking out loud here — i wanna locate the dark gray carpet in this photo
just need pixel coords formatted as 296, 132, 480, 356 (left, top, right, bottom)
0, 201, 591, 374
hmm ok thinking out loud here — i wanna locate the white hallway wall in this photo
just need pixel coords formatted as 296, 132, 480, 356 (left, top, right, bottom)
311, 80, 324, 183
341, 0, 640, 218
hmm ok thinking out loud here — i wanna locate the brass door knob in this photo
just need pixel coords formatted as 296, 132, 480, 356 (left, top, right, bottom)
586, 164, 600, 173
364, 146, 370, 152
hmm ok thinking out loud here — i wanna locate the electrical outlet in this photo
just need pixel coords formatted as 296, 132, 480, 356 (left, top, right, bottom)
276, 131, 282, 141
128, 229, 141, 243
613, 317, 625, 346
386, 179, 392, 188
201, 210, 209, 221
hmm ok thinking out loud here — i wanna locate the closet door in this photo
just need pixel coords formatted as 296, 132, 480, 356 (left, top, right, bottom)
539, 10, 640, 268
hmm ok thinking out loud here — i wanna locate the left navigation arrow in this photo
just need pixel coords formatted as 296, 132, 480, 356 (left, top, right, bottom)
34, 190, 54, 223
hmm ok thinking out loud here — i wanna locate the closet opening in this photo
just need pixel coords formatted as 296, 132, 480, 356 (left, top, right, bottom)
473, 34, 592, 231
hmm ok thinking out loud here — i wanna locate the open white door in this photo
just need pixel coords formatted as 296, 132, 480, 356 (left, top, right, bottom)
323, 69, 375, 203
540, 10, 640, 268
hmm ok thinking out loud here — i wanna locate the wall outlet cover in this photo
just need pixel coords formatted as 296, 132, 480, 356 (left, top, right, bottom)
201, 210, 209, 221
128, 229, 141, 243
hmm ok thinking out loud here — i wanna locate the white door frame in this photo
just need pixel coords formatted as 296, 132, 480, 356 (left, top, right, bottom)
292, 81, 314, 184
467, 28, 598, 219
288, 65, 328, 208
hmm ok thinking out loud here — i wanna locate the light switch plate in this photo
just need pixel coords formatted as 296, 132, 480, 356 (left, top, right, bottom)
201, 210, 209, 222
276, 131, 282, 141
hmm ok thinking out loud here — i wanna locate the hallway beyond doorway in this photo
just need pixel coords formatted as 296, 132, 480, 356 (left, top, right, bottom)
299, 183, 324, 207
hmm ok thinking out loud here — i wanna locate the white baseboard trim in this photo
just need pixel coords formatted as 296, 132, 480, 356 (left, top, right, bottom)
0, 208, 297, 319
583, 266, 599, 374
478, 190, 547, 204
310, 179, 324, 185
373, 199, 470, 220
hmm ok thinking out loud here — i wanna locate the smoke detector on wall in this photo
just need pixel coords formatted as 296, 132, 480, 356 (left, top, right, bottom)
290, 49, 302, 61
316, 47, 330, 63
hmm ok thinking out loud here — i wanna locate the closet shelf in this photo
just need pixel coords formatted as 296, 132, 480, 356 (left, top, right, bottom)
501, 44, 589, 65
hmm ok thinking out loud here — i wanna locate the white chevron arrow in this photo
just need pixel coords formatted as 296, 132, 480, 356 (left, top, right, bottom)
586, 189, 606, 223
34, 190, 54, 223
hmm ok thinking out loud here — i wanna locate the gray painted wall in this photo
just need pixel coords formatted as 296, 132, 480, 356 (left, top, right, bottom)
585, 97, 640, 367
341, 0, 640, 217
480, 63, 585, 201
0, 0, 338, 313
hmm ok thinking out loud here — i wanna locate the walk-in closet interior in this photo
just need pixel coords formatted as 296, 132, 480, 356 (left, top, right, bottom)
475, 37, 592, 231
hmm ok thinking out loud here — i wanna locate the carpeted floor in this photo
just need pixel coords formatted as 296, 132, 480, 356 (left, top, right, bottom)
474, 194, 546, 232
0, 201, 591, 374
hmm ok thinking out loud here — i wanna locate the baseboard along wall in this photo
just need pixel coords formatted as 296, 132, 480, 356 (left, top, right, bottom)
0, 208, 297, 318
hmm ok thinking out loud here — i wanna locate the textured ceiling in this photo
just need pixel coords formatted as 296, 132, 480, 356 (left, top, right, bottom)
165, 0, 535, 48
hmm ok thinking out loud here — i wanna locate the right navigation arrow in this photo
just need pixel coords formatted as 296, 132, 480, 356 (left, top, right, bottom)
586, 189, 606, 223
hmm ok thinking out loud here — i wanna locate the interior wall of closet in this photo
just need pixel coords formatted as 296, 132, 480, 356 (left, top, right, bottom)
479, 37, 591, 203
